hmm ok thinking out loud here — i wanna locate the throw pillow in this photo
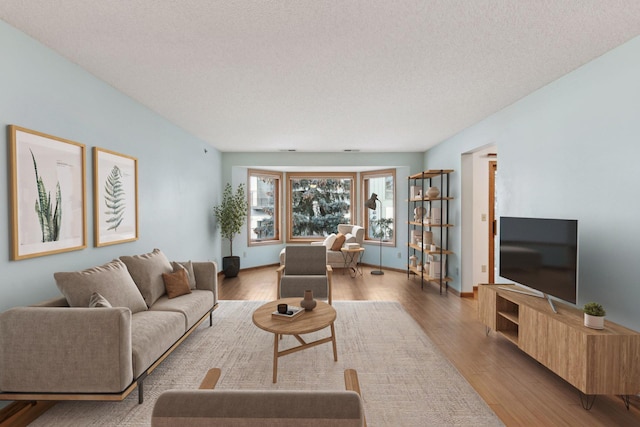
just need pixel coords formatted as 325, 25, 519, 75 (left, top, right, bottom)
344, 233, 356, 244
171, 261, 197, 289
89, 292, 112, 308
120, 248, 173, 307
331, 233, 346, 251
322, 233, 337, 248
54, 259, 147, 313
162, 269, 192, 299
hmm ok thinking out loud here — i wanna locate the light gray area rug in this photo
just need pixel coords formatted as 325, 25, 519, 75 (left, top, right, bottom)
32, 301, 503, 426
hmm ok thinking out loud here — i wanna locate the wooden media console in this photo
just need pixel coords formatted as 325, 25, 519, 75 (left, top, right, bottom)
478, 284, 640, 409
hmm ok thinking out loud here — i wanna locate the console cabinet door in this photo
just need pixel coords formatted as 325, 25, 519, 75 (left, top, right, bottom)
477, 285, 497, 330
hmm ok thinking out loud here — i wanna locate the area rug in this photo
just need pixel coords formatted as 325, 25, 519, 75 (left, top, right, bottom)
31, 301, 503, 426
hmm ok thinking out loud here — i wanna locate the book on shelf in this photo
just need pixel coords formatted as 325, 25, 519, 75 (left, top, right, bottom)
271, 306, 304, 321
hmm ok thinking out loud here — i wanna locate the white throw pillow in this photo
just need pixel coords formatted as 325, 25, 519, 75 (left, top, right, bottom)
345, 233, 356, 244
323, 233, 337, 248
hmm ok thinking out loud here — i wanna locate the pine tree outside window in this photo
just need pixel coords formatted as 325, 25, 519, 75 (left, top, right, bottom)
287, 172, 355, 242
248, 169, 282, 245
362, 169, 396, 246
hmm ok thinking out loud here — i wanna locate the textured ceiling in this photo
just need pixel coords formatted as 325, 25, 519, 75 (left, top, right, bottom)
1, 1, 640, 152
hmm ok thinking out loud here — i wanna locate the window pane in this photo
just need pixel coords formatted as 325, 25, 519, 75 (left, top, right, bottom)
249, 172, 279, 243
364, 172, 395, 243
290, 177, 352, 238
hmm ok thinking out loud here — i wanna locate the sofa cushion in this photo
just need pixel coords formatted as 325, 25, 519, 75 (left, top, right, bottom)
171, 261, 197, 289
331, 233, 346, 251
89, 292, 112, 308
54, 259, 147, 314
150, 290, 214, 330
131, 310, 185, 378
162, 269, 192, 299
322, 233, 337, 248
344, 233, 356, 244
121, 249, 173, 307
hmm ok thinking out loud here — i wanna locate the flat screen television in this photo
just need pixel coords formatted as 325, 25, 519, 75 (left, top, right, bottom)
499, 216, 578, 305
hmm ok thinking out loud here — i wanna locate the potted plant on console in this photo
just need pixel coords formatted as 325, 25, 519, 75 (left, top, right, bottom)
583, 302, 606, 329
213, 182, 247, 277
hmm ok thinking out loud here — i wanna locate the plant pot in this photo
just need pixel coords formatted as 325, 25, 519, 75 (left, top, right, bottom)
584, 313, 604, 329
222, 256, 240, 278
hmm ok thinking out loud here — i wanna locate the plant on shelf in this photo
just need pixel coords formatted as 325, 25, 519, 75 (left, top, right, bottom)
583, 302, 606, 329
213, 183, 247, 277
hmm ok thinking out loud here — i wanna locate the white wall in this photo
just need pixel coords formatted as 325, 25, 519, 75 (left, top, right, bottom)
426, 36, 640, 330
0, 21, 222, 313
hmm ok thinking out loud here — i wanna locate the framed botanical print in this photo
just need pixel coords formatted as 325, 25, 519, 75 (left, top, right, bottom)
93, 147, 139, 247
8, 125, 87, 260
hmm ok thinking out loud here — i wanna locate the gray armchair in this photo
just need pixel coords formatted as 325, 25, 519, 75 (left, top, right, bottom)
277, 245, 333, 304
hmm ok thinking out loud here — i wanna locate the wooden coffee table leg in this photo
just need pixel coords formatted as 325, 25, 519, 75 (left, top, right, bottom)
331, 323, 338, 361
273, 333, 279, 383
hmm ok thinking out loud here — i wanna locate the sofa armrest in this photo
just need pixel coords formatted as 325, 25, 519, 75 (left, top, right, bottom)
192, 261, 218, 305
0, 307, 133, 394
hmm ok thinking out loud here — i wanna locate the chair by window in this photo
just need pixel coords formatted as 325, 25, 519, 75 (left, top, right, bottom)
277, 245, 333, 304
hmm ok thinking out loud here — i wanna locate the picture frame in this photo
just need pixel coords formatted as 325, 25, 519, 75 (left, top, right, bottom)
93, 147, 139, 247
8, 125, 87, 260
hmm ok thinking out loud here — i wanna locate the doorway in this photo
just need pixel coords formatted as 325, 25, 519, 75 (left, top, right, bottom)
488, 161, 497, 283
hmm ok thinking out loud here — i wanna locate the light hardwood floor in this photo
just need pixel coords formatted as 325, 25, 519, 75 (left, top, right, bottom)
220, 265, 640, 427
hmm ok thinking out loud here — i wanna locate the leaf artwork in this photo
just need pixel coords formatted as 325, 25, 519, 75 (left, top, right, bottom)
31, 150, 62, 242
104, 165, 126, 231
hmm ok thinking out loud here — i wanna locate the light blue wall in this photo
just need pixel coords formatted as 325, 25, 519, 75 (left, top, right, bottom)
221, 152, 424, 270
0, 21, 222, 313
425, 36, 640, 330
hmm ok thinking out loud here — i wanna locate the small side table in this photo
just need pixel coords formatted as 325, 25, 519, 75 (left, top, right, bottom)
341, 247, 365, 278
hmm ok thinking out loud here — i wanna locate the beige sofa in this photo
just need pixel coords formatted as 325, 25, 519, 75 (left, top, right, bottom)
0, 249, 217, 404
280, 224, 365, 269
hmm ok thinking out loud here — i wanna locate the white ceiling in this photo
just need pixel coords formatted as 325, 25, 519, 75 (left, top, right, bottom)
1, 1, 639, 153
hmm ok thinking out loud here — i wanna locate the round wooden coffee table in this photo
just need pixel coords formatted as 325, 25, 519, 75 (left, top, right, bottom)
252, 298, 338, 383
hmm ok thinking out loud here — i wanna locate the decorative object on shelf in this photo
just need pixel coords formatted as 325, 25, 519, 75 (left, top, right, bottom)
429, 260, 441, 278
430, 244, 437, 252
213, 182, 247, 277
426, 186, 440, 199
300, 290, 317, 311
413, 206, 426, 222
409, 255, 417, 268
583, 302, 606, 329
430, 207, 441, 224
410, 185, 422, 199
365, 193, 384, 275
422, 231, 432, 245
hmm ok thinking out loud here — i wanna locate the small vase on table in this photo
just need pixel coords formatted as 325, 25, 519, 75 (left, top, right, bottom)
300, 290, 317, 311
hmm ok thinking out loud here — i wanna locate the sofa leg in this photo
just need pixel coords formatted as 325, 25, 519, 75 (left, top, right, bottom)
209, 310, 213, 327
137, 373, 147, 404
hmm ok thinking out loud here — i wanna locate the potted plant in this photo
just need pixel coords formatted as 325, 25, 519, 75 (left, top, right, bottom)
583, 302, 606, 329
213, 183, 247, 277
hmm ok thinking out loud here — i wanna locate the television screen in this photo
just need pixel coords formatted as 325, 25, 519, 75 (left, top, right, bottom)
499, 217, 578, 304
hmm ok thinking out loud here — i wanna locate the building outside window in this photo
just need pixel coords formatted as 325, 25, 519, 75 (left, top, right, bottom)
248, 169, 282, 245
